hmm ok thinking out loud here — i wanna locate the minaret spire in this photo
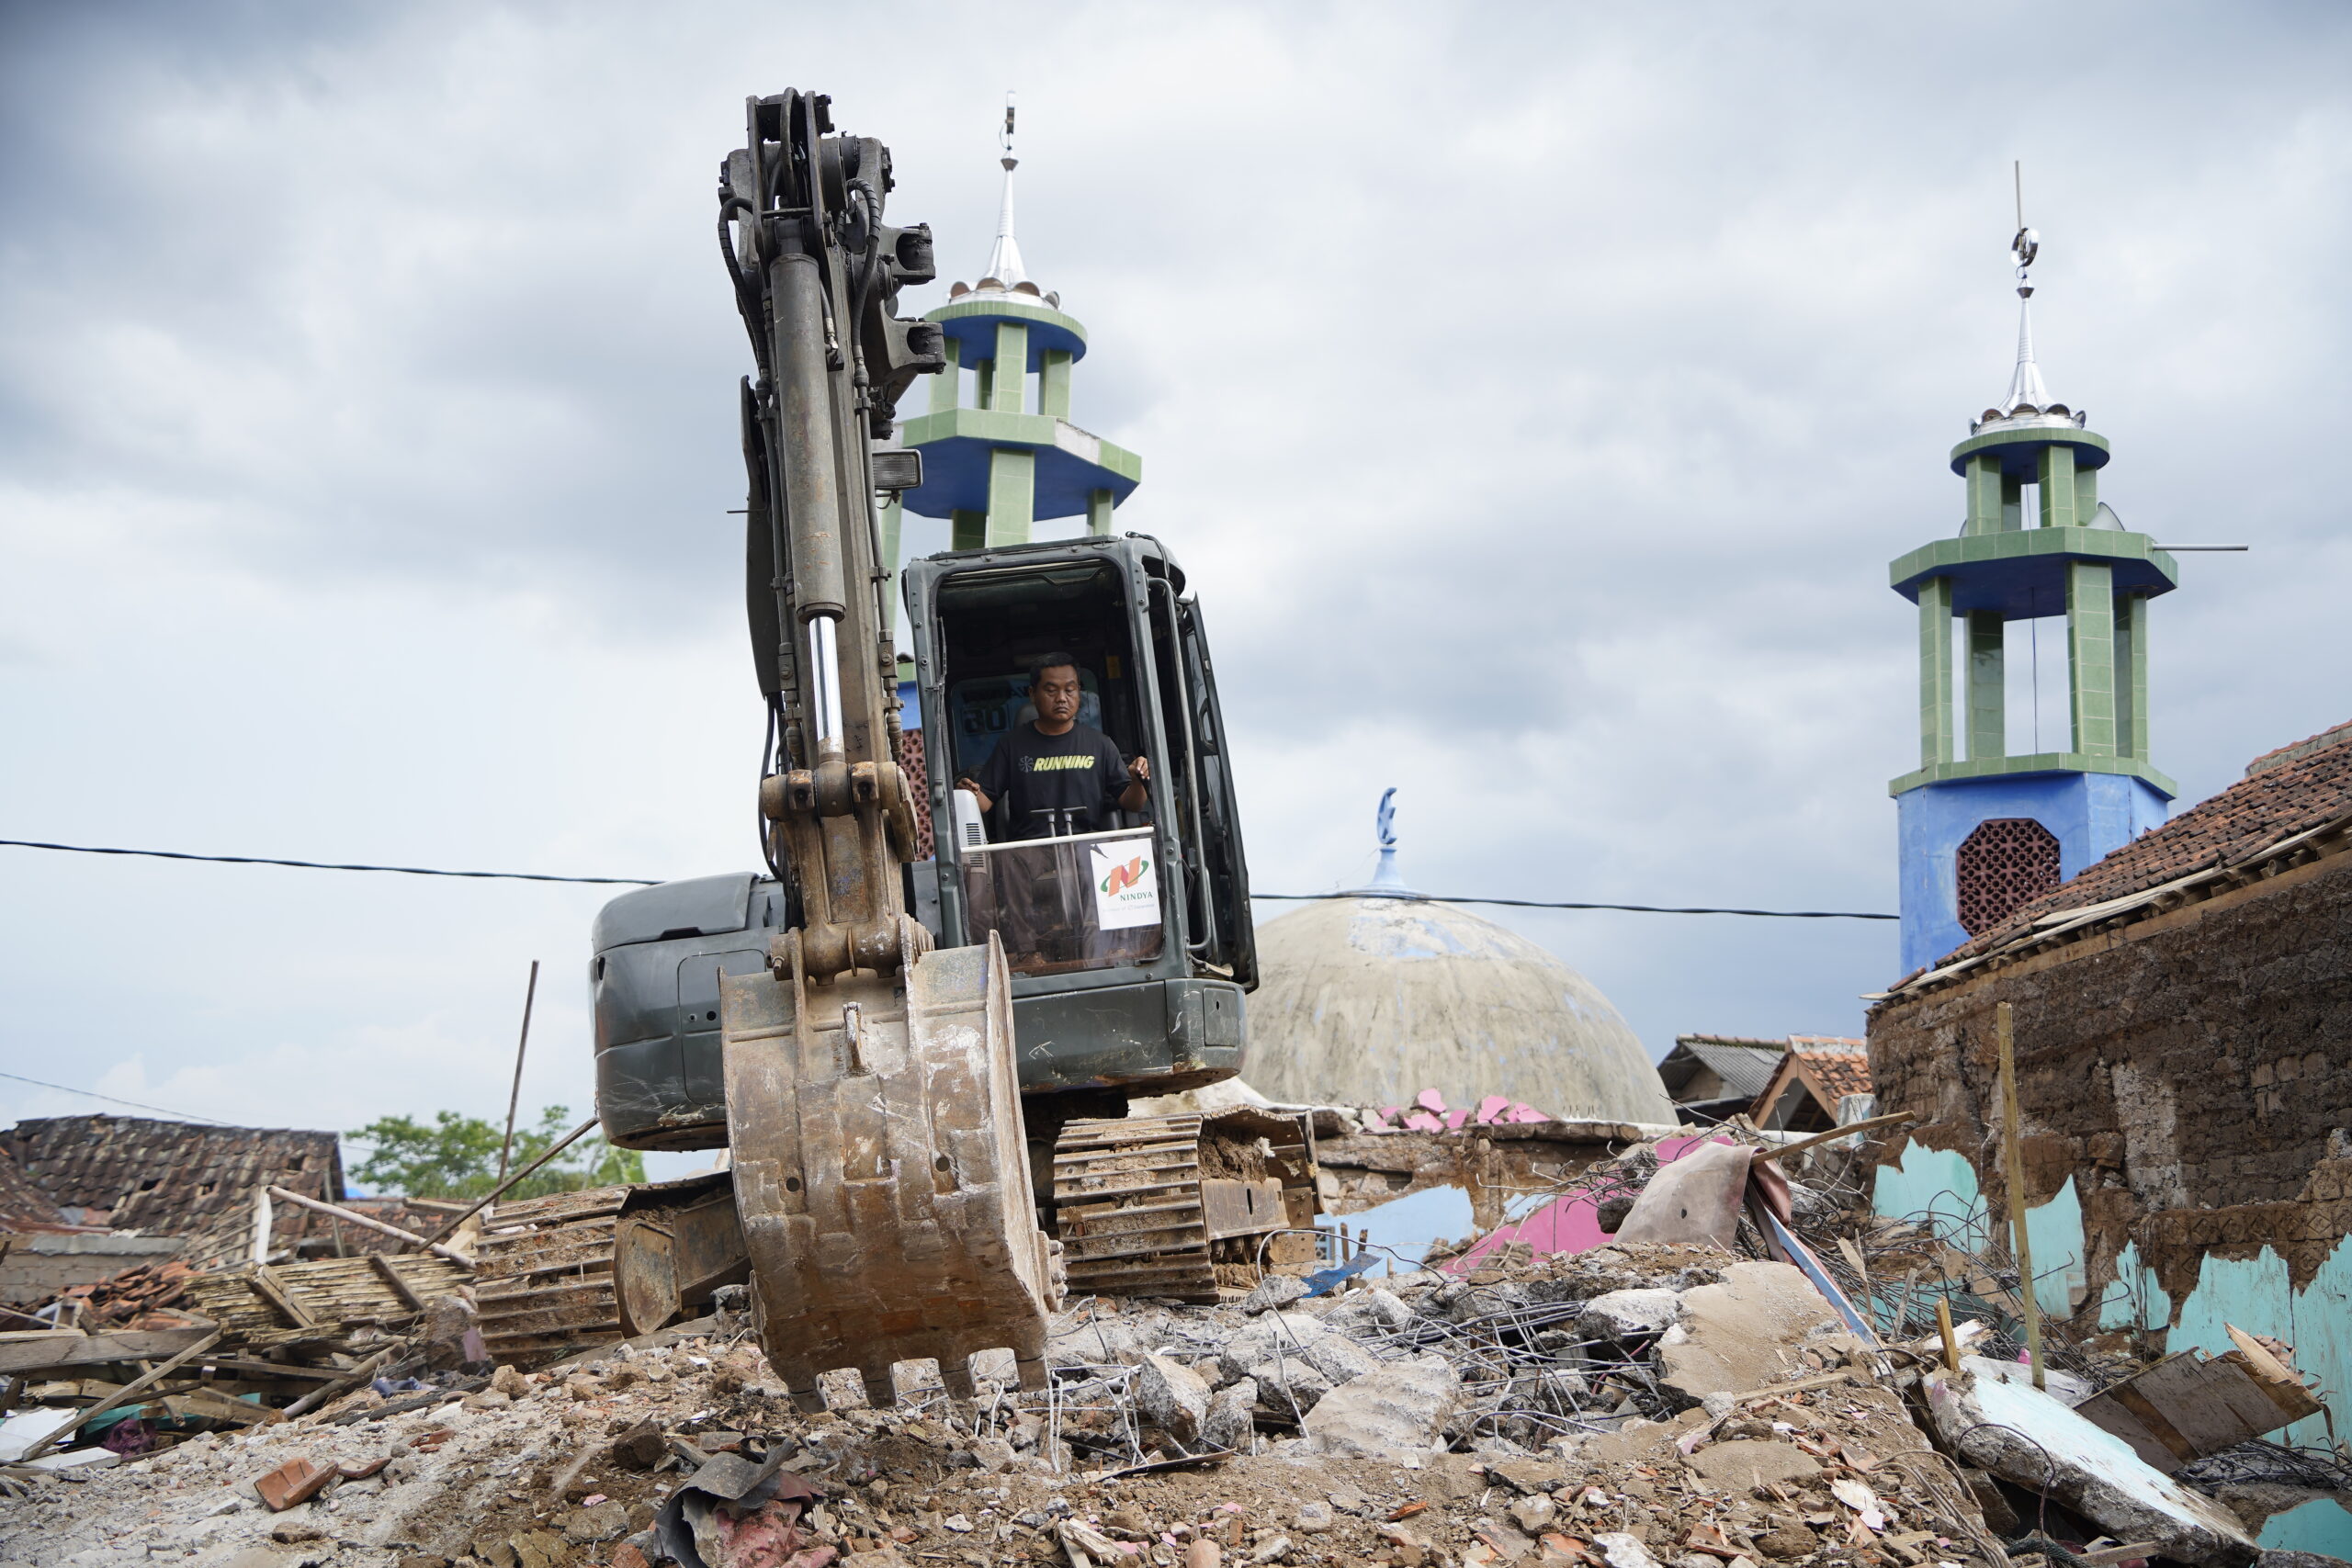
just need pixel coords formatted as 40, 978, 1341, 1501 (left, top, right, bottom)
1988, 161, 2068, 423
980, 92, 1026, 288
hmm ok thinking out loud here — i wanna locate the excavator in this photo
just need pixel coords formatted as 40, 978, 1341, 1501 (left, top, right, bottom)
525, 90, 1317, 1404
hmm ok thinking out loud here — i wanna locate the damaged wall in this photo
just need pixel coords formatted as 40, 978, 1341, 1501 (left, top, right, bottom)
1867, 846, 2352, 1445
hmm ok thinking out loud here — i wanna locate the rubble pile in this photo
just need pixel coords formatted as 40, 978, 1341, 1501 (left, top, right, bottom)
2, 1134, 2340, 1568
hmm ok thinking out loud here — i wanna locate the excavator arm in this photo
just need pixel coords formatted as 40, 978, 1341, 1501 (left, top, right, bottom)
702, 89, 1060, 1410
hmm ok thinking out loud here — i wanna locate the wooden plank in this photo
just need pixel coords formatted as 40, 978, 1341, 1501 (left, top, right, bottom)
0, 1328, 217, 1378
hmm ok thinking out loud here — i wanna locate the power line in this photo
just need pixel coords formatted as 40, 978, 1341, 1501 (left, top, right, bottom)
0, 835, 1897, 920
0, 839, 658, 886
1252, 893, 1896, 920
0, 1068, 233, 1126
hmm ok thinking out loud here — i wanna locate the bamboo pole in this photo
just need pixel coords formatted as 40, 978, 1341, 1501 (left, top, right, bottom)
498, 960, 541, 1186
412, 1116, 597, 1251
1996, 1001, 2046, 1390
263, 1187, 472, 1265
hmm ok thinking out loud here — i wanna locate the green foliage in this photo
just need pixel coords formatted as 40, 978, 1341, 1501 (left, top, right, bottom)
347, 1105, 644, 1201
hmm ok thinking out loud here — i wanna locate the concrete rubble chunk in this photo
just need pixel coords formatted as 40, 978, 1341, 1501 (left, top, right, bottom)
1300, 1353, 1461, 1461
1250, 1354, 1334, 1416
1575, 1288, 1683, 1342
1656, 1261, 1840, 1403
1216, 1310, 1335, 1384
1240, 1274, 1308, 1315
1485, 1458, 1566, 1494
1926, 1365, 2260, 1568
1322, 1286, 1413, 1332
1204, 1376, 1258, 1452
1593, 1531, 1668, 1568
1136, 1352, 1212, 1443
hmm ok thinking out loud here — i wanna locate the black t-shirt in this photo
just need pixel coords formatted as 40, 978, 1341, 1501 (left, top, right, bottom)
969, 721, 1134, 839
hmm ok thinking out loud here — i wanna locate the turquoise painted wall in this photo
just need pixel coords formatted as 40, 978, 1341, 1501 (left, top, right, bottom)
2258, 1498, 2352, 1560
1871, 1144, 2082, 1317
1877, 1145, 2352, 1448
2168, 1235, 2352, 1450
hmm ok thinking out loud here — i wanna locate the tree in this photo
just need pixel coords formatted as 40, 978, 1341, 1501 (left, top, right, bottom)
347, 1105, 644, 1201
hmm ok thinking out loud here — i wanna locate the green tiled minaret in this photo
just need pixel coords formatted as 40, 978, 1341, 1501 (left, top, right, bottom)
887, 105, 1140, 560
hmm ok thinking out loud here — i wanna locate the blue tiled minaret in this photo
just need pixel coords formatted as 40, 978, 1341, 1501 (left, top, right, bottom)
1891, 220, 2178, 975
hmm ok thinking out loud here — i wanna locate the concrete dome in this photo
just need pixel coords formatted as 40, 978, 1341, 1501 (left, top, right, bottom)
1240, 896, 1675, 1124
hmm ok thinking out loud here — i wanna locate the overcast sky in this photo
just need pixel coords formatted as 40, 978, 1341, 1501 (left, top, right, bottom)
3, 3, 2346, 1179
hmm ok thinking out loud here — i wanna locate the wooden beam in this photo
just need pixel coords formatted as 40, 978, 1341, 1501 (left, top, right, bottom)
18, 1328, 223, 1461
367, 1254, 428, 1314
281, 1345, 396, 1420
248, 1265, 319, 1330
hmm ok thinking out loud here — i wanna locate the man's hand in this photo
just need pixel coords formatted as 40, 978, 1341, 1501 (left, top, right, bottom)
1119, 754, 1150, 812
956, 777, 993, 814
1126, 755, 1151, 786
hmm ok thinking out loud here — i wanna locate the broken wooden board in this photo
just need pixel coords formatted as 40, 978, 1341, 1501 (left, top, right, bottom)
0, 1328, 217, 1378
2074, 1325, 2324, 1473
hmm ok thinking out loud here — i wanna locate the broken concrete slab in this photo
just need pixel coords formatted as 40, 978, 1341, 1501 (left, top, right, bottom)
1963, 1353, 2096, 1407
1683, 1438, 1822, 1492
1300, 1353, 1461, 1461
1926, 1365, 2260, 1568
1656, 1261, 1840, 1403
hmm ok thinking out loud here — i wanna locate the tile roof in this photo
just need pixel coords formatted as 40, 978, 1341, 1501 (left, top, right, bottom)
1749, 1038, 1871, 1128
1940, 718, 2352, 965
1789, 1038, 1872, 1103
0, 1145, 67, 1232
0, 1116, 344, 1240
1660, 1036, 1790, 1101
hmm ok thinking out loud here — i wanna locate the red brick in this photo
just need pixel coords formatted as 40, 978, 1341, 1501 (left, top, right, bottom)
254, 1456, 334, 1512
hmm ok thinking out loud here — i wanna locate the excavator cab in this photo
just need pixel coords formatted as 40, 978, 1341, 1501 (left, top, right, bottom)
902, 532, 1255, 1104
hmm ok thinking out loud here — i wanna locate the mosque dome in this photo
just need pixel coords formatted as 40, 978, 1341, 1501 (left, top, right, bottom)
1239, 795, 1675, 1123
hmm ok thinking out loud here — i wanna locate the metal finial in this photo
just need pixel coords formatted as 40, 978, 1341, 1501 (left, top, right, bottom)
980, 92, 1027, 288
2010, 161, 2039, 299
1370, 788, 1409, 891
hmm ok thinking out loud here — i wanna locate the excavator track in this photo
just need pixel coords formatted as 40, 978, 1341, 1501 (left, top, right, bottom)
1052, 1109, 1327, 1304
471, 1186, 627, 1365
1052, 1114, 1220, 1303
721, 920, 1060, 1410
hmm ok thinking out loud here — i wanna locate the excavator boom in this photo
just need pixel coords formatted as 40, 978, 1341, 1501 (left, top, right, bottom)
713, 88, 1057, 1407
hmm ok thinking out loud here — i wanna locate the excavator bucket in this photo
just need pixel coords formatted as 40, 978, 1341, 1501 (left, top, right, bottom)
719, 920, 1061, 1409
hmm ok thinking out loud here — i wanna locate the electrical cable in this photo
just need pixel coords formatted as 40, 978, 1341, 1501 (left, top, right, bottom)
0, 838, 658, 886
0, 1068, 232, 1126
0, 837, 1899, 919
1251, 891, 1897, 920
